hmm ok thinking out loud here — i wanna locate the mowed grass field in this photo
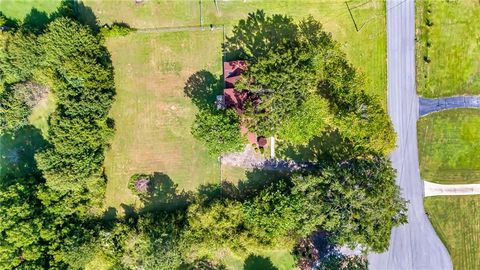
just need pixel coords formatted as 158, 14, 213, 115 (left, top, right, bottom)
416, 0, 480, 97
425, 196, 480, 270
95, 0, 388, 211
0, 0, 61, 19
418, 109, 480, 184
103, 31, 223, 209
82, 0, 387, 104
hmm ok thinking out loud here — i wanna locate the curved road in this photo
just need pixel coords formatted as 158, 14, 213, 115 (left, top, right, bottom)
368, 1, 452, 269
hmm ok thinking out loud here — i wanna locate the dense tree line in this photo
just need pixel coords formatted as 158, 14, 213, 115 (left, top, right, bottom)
0, 2, 115, 268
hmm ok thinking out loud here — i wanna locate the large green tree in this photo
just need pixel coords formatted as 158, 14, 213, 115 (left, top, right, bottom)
292, 156, 407, 252
226, 11, 395, 154
0, 178, 46, 269
192, 106, 244, 155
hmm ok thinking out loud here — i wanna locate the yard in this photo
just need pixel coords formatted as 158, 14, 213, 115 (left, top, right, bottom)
416, 0, 480, 97
95, 0, 388, 210
424, 196, 480, 270
417, 109, 480, 184
103, 31, 223, 209
81, 0, 388, 104
2, 1, 388, 269
0, 0, 61, 19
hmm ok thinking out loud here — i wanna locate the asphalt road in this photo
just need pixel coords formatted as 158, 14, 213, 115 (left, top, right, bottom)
368, 1, 452, 269
419, 96, 480, 116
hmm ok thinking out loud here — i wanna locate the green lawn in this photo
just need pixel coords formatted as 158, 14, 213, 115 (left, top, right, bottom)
81, 0, 387, 104
222, 249, 295, 270
418, 109, 480, 184
416, 0, 480, 97
425, 196, 480, 270
0, 0, 61, 19
103, 31, 223, 210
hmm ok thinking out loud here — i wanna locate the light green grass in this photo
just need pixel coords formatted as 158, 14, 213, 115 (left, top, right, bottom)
28, 93, 55, 136
416, 0, 480, 97
103, 31, 222, 210
418, 109, 480, 184
82, 0, 387, 105
0, 0, 61, 19
425, 196, 480, 270
80, 0, 200, 29
222, 249, 295, 270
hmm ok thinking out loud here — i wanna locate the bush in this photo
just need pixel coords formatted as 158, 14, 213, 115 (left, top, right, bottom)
100, 23, 135, 37
128, 173, 152, 196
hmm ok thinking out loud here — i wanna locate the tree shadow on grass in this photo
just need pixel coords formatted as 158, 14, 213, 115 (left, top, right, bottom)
73, 0, 99, 32
21, 8, 49, 34
139, 172, 190, 213
0, 125, 48, 180
243, 254, 277, 270
278, 129, 364, 163
197, 168, 291, 204
184, 70, 222, 110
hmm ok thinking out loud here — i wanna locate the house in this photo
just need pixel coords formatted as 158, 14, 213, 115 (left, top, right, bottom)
218, 60, 268, 148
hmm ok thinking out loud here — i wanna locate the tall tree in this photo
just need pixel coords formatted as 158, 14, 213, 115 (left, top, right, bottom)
292, 157, 407, 252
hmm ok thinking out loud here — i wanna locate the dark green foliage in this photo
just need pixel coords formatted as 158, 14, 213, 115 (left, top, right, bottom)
0, 178, 45, 269
192, 106, 244, 155
0, 31, 40, 85
227, 12, 332, 135
32, 17, 114, 213
0, 82, 48, 134
0, 10, 117, 269
243, 181, 305, 245
292, 157, 407, 252
318, 254, 368, 270
226, 11, 395, 154
0, 86, 31, 134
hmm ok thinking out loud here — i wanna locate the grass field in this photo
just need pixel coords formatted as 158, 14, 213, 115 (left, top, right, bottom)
81, 0, 387, 104
416, 0, 480, 97
103, 31, 223, 209
418, 109, 480, 184
0, 0, 61, 19
425, 196, 480, 270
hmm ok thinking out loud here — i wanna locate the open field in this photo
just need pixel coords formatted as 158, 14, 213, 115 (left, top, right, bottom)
425, 196, 480, 270
103, 31, 223, 209
0, 0, 61, 19
418, 109, 480, 184
81, 0, 387, 104
416, 0, 480, 97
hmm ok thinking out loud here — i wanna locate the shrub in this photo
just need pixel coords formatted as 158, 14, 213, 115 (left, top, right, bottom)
100, 23, 135, 37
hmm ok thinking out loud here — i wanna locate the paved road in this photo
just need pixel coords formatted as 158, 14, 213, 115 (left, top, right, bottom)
424, 181, 480, 197
419, 96, 480, 116
368, 1, 452, 269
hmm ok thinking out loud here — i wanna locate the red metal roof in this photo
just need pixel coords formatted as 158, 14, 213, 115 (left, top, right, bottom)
224, 60, 247, 88
223, 61, 268, 148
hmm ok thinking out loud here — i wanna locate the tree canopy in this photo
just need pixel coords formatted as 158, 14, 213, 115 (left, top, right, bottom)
224, 10, 395, 156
